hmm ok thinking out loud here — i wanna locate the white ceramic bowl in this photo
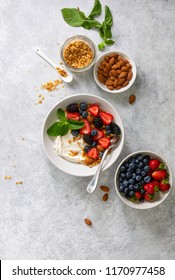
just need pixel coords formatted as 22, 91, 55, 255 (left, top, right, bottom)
93, 50, 137, 94
43, 94, 124, 176
114, 150, 172, 209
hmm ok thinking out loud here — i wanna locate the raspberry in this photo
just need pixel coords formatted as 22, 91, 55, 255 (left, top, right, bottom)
83, 135, 93, 145
67, 103, 79, 112
93, 117, 103, 128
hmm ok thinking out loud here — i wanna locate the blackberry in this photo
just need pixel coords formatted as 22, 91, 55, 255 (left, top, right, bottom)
93, 117, 103, 128
83, 135, 93, 145
67, 103, 79, 113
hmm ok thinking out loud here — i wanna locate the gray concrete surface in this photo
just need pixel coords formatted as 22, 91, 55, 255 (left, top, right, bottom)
0, 0, 175, 259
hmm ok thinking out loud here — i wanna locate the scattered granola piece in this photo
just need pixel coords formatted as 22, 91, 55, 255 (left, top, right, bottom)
41, 80, 63, 92
84, 218, 92, 226
56, 67, 68, 77
38, 100, 42, 104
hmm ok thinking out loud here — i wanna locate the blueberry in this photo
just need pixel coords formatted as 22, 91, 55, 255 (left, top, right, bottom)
129, 157, 135, 163
106, 125, 111, 131
134, 184, 139, 191
124, 187, 129, 194
138, 180, 144, 187
129, 163, 137, 169
141, 170, 146, 177
140, 189, 146, 195
129, 190, 134, 197
128, 178, 135, 185
144, 155, 150, 160
138, 162, 144, 168
99, 152, 104, 158
91, 129, 98, 136
120, 165, 126, 172
84, 146, 91, 152
143, 158, 149, 165
136, 154, 143, 161
144, 165, 150, 172
134, 158, 139, 164
80, 102, 87, 111
136, 175, 142, 182
91, 141, 97, 148
124, 162, 129, 168
132, 173, 136, 179
144, 176, 152, 183
79, 109, 83, 115
123, 180, 129, 187
129, 185, 134, 191
82, 111, 88, 118
119, 177, 124, 183
136, 168, 141, 175
119, 185, 125, 192
126, 172, 132, 179
120, 172, 126, 179
106, 130, 112, 135
71, 130, 79, 137
128, 167, 134, 173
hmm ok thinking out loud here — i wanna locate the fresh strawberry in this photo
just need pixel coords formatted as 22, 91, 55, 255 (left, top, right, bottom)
159, 179, 170, 192
144, 192, 154, 201
151, 180, 160, 188
135, 191, 142, 199
88, 104, 99, 117
152, 170, 167, 181
79, 119, 91, 135
143, 182, 159, 194
98, 137, 111, 149
87, 148, 99, 159
99, 111, 113, 125
149, 159, 161, 170
92, 129, 104, 140
67, 112, 80, 121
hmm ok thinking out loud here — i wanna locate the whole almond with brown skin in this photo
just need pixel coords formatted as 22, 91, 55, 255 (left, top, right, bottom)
118, 78, 126, 85
110, 76, 116, 81
126, 63, 132, 68
97, 145, 104, 151
119, 71, 128, 78
98, 74, 106, 84
102, 72, 108, 77
116, 69, 122, 75
122, 80, 129, 87
109, 70, 117, 76
105, 63, 111, 70
119, 60, 125, 67
104, 56, 110, 62
121, 66, 129, 72
106, 79, 114, 86
100, 186, 109, 192
103, 67, 109, 73
116, 85, 122, 90
101, 61, 106, 66
114, 79, 118, 87
109, 57, 115, 65
127, 71, 133, 81
84, 218, 92, 226
129, 95, 136, 104
102, 193, 108, 201
107, 85, 114, 90
112, 63, 120, 70
98, 65, 104, 70
118, 55, 122, 61
87, 116, 94, 123
110, 53, 118, 59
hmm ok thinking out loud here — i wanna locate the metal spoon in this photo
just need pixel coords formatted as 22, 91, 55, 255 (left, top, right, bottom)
34, 47, 73, 83
87, 134, 121, 193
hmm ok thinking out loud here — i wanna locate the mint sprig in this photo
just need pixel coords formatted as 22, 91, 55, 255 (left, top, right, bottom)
47, 109, 84, 137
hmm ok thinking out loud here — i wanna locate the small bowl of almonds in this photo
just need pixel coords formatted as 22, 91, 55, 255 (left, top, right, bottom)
94, 51, 137, 93
61, 35, 96, 73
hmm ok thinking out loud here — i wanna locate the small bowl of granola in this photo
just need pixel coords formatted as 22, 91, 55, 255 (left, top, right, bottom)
43, 94, 124, 176
61, 35, 96, 72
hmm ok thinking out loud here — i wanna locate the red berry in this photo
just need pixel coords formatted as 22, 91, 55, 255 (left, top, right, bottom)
88, 104, 99, 117
143, 183, 155, 194
135, 191, 142, 199
67, 112, 80, 121
144, 192, 154, 201
79, 119, 91, 135
99, 111, 113, 125
149, 159, 161, 170
87, 148, 99, 159
92, 129, 104, 141
152, 170, 167, 181
159, 181, 170, 192
98, 137, 111, 149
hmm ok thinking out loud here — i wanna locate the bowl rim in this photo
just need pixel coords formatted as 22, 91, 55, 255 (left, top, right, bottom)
114, 150, 172, 209
42, 93, 125, 176
60, 35, 96, 72
93, 50, 137, 94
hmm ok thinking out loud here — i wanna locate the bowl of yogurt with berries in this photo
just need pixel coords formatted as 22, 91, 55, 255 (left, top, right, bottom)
43, 94, 124, 176
114, 151, 172, 209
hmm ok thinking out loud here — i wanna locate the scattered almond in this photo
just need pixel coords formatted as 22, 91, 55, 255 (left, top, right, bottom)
100, 186, 109, 192
102, 193, 108, 201
129, 94, 136, 104
84, 218, 92, 226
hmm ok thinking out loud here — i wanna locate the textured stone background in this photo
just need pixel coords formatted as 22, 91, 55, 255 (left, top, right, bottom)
0, 0, 175, 259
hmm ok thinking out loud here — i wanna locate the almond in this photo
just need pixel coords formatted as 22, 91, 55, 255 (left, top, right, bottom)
110, 53, 118, 59
105, 63, 111, 70
114, 79, 118, 87
84, 218, 92, 226
119, 60, 125, 67
112, 63, 120, 70
116, 69, 122, 75
109, 70, 117, 76
127, 71, 133, 81
84, 157, 95, 165
107, 85, 114, 90
100, 186, 109, 192
121, 66, 129, 72
110, 76, 116, 81
122, 80, 129, 87
104, 56, 110, 62
105, 79, 114, 86
98, 65, 105, 70
119, 71, 128, 78
115, 85, 122, 90
118, 78, 126, 85
129, 94, 136, 104
118, 55, 122, 61
126, 63, 132, 68
87, 116, 94, 123
98, 74, 106, 84
102, 193, 108, 201
102, 72, 108, 78
97, 145, 104, 152
101, 61, 106, 66
109, 57, 115, 65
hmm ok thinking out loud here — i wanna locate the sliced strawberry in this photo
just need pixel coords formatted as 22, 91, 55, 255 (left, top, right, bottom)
152, 170, 167, 181
92, 129, 104, 141
98, 137, 111, 149
79, 119, 91, 135
135, 191, 142, 199
67, 112, 80, 121
149, 159, 161, 170
88, 104, 99, 117
144, 192, 154, 201
159, 180, 170, 192
87, 148, 99, 159
99, 111, 113, 125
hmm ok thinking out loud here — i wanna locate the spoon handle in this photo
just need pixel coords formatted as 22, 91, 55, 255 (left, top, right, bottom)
34, 47, 57, 69
87, 146, 111, 193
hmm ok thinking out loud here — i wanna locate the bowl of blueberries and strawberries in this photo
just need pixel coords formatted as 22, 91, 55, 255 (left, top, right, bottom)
114, 151, 172, 209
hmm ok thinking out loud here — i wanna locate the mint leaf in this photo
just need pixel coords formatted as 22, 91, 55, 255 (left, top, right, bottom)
57, 108, 66, 121
98, 41, 105, 50
104, 6, 113, 27
88, 0, 102, 19
47, 121, 69, 136
105, 39, 115, 46
83, 19, 102, 29
68, 119, 84, 130
61, 8, 86, 27
104, 23, 112, 39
